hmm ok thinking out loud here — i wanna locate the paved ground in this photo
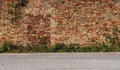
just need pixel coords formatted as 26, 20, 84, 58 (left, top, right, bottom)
0, 53, 120, 70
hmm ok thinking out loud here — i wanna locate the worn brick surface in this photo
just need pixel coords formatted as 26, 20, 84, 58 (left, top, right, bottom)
0, 0, 120, 46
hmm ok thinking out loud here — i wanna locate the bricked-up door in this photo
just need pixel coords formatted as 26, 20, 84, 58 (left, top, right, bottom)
26, 14, 51, 46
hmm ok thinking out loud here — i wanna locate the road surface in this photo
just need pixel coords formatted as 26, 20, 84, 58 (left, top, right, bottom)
0, 53, 120, 70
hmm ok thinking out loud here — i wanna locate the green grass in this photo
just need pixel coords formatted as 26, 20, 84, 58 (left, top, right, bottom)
0, 41, 19, 53
0, 42, 120, 53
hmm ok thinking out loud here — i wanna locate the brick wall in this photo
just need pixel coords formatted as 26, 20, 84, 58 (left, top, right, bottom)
0, 0, 120, 46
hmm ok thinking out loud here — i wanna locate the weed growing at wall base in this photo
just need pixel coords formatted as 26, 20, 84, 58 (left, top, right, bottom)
0, 41, 20, 53
0, 41, 120, 53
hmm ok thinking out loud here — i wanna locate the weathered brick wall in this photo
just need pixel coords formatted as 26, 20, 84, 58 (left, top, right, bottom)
0, 0, 120, 46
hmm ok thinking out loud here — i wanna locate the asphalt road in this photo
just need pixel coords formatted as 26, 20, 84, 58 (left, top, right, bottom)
0, 53, 120, 70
